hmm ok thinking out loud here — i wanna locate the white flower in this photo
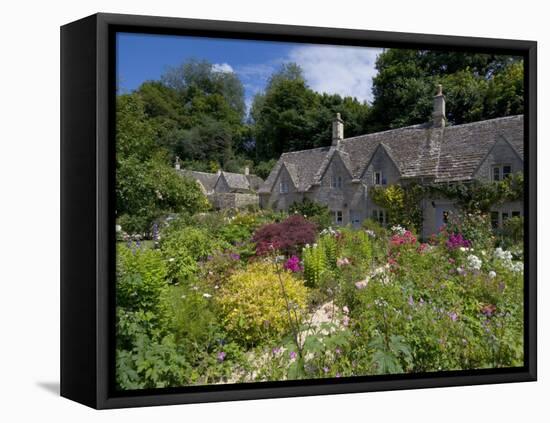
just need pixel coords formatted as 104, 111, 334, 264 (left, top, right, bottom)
488, 271, 497, 279
168, 258, 175, 262
203, 293, 212, 298
466, 254, 482, 271
391, 225, 406, 236
115, 224, 122, 232
181, 295, 186, 299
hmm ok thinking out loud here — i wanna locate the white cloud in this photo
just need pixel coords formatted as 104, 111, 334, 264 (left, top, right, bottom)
288, 45, 382, 103
212, 62, 234, 73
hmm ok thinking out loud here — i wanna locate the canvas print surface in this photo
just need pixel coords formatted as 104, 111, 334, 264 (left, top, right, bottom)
115, 32, 525, 391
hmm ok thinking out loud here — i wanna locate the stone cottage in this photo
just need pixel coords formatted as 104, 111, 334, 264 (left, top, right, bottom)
259, 86, 524, 238
176, 162, 264, 210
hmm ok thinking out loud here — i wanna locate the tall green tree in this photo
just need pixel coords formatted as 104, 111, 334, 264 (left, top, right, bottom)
251, 63, 372, 161
369, 50, 523, 130
116, 94, 209, 234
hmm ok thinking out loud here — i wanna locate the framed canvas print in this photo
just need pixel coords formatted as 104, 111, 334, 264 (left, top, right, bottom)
61, 13, 537, 409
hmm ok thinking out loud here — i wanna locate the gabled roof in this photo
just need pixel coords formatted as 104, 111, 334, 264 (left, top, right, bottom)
178, 170, 219, 193
259, 146, 330, 193
220, 171, 250, 191
259, 114, 524, 192
180, 169, 264, 193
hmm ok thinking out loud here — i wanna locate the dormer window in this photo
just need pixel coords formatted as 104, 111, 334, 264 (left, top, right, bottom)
374, 171, 385, 185
279, 180, 289, 193
492, 164, 512, 181
331, 175, 343, 189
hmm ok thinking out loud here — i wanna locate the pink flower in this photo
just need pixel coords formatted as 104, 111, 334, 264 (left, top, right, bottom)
342, 316, 350, 327
217, 351, 226, 362
342, 305, 350, 314
355, 280, 368, 290
289, 351, 297, 360
337, 257, 351, 267
284, 255, 303, 272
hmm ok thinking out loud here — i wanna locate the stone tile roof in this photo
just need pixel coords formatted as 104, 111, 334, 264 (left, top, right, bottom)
179, 170, 219, 193
259, 146, 330, 193
260, 115, 523, 192
221, 171, 251, 191
180, 169, 264, 193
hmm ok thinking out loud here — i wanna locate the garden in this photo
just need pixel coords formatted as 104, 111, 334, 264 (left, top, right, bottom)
115, 203, 524, 390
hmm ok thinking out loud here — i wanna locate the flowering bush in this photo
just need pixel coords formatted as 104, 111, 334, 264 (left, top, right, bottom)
217, 262, 309, 346
444, 211, 494, 251
284, 255, 303, 272
446, 233, 472, 250
253, 215, 317, 256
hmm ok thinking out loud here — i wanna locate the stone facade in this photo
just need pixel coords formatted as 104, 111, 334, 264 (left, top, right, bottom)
260, 87, 524, 238
177, 166, 263, 210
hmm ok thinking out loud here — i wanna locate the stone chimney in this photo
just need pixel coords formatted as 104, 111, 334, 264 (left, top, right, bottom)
432, 84, 446, 128
244, 166, 250, 175
332, 113, 344, 147
174, 156, 181, 170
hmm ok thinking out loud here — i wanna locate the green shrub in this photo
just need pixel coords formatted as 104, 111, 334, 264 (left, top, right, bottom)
218, 262, 308, 346
497, 216, 524, 249
161, 226, 229, 282
289, 198, 332, 229
302, 243, 327, 288
116, 245, 168, 319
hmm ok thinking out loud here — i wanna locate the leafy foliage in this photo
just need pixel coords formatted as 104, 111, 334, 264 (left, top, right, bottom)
218, 262, 309, 346
370, 50, 523, 130
289, 198, 333, 229
253, 214, 317, 256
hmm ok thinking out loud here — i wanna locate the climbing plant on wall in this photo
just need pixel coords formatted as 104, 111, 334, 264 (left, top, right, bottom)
369, 172, 524, 233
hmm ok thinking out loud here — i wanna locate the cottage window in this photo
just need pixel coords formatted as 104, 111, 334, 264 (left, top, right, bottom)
502, 212, 510, 223
371, 209, 387, 226
331, 175, 343, 189
512, 211, 521, 218
333, 210, 343, 225
492, 164, 512, 182
374, 171, 382, 185
279, 180, 289, 193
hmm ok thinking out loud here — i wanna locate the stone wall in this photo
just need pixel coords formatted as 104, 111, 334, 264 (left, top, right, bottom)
210, 192, 259, 209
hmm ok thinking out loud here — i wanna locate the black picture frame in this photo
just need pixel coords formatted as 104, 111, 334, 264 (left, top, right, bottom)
60, 12, 537, 409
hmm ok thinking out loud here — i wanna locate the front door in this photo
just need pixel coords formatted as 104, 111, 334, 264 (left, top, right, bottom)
350, 210, 362, 228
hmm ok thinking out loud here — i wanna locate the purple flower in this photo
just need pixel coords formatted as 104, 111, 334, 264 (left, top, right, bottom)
230, 253, 240, 261
272, 347, 281, 355
335, 373, 341, 378
446, 233, 472, 250
289, 351, 297, 360
449, 311, 458, 322
217, 351, 226, 362
408, 295, 414, 306
284, 255, 302, 272
323, 367, 329, 374
335, 348, 342, 355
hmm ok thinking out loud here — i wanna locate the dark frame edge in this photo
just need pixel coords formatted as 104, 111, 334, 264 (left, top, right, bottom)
61, 12, 537, 410
60, 14, 99, 409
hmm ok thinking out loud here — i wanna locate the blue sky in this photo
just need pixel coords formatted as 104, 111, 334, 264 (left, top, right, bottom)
117, 33, 382, 110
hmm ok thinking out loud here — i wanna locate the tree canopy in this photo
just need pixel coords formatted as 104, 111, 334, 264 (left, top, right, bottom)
369, 50, 523, 130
